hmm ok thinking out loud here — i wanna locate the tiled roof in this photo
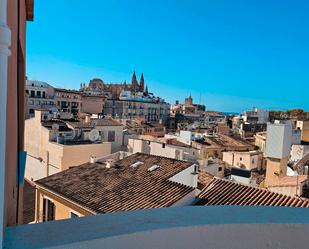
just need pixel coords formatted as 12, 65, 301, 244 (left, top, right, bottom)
196, 178, 309, 208
205, 134, 255, 148
23, 179, 35, 224
167, 139, 191, 148
95, 118, 122, 127
198, 171, 214, 190
66, 121, 94, 129
36, 153, 194, 214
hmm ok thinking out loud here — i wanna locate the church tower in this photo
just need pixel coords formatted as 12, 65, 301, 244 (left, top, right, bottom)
139, 73, 145, 92
131, 71, 138, 92
145, 85, 148, 95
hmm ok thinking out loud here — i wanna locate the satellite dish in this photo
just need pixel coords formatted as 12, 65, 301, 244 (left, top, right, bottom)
89, 129, 100, 142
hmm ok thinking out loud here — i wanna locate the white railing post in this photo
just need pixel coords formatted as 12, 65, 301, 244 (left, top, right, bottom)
0, 0, 11, 245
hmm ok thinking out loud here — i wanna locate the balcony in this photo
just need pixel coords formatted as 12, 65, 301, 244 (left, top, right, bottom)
4, 206, 309, 249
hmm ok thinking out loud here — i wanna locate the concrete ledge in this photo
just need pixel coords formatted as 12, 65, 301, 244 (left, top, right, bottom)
5, 206, 309, 249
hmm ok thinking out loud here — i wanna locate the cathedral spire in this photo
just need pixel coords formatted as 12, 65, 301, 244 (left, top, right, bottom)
145, 85, 148, 95
140, 73, 145, 92
131, 71, 138, 92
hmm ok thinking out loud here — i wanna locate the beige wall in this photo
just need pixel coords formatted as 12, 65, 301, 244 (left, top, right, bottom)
223, 151, 261, 170
255, 134, 266, 154
58, 143, 111, 171
265, 157, 288, 187
96, 125, 123, 153
268, 185, 302, 197
25, 111, 112, 180
81, 96, 104, 114
36, 188, 92, 222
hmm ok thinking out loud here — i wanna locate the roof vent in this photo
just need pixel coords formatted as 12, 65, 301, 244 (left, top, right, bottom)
148, 165, 161, 172
90, 156, 97, 164
106, 159, 115, 169
130, 161, 144, 168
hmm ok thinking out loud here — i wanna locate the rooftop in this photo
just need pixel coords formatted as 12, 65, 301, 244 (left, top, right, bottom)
35, 153, 194, 214
198, 171, 215, 190
94, 118, 123, 127
196, 178, 309, 207
205, 134, 254, 148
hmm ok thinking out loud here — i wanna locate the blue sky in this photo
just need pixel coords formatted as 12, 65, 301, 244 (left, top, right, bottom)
26, 0, 309, 112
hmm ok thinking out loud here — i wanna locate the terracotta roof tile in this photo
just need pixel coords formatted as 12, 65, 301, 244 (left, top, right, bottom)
95, 118, 123, 126
196, 178, 309, 208
23, 179, 35, 224
36, 153, 194, 213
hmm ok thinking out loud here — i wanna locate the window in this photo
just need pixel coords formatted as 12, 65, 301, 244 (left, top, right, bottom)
30, 90, 35, 97
42, 91, 46, 98
70, 211, 79, 218
108, 131, 115, 142
37, 91, 41, 98
162, 144, 165, 148
218, 167, 222, 172
240, 157, 242, 161
42, 198, 55, 222
29, 109, 34, 114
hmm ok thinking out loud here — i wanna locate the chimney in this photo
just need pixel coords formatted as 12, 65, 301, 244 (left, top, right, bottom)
106, 159, 115, 168
85, 114, 90, 124
90, 156, 97, 163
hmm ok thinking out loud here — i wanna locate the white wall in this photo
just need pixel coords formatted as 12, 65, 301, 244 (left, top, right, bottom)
265, 123, 292, 159
290, 145, 309, 162
96, 125, 123, 152
128, 138, 199, 162
25, 155, 60, 181
178, 131, 193, 145
168, 165, 197, 188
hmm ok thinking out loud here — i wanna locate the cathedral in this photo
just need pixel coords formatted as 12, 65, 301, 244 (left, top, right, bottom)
80, 71, 148, 98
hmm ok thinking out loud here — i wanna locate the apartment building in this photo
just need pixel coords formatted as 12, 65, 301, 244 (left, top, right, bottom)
25, 80, 55, 118
24, 110, 112, 181
264, 122, 292, 187
81, 94, 105, 114
92, 118, 124, 152
54, 88, 82, 116
242, 108, 269, 124
125, 118, 166, 137
171, 95, 206, 117
104, 99, 170, 122
222, 150, 263, 171
128, 136, 199, 162
255, 132, 267, 154
34, 153, 198, 222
